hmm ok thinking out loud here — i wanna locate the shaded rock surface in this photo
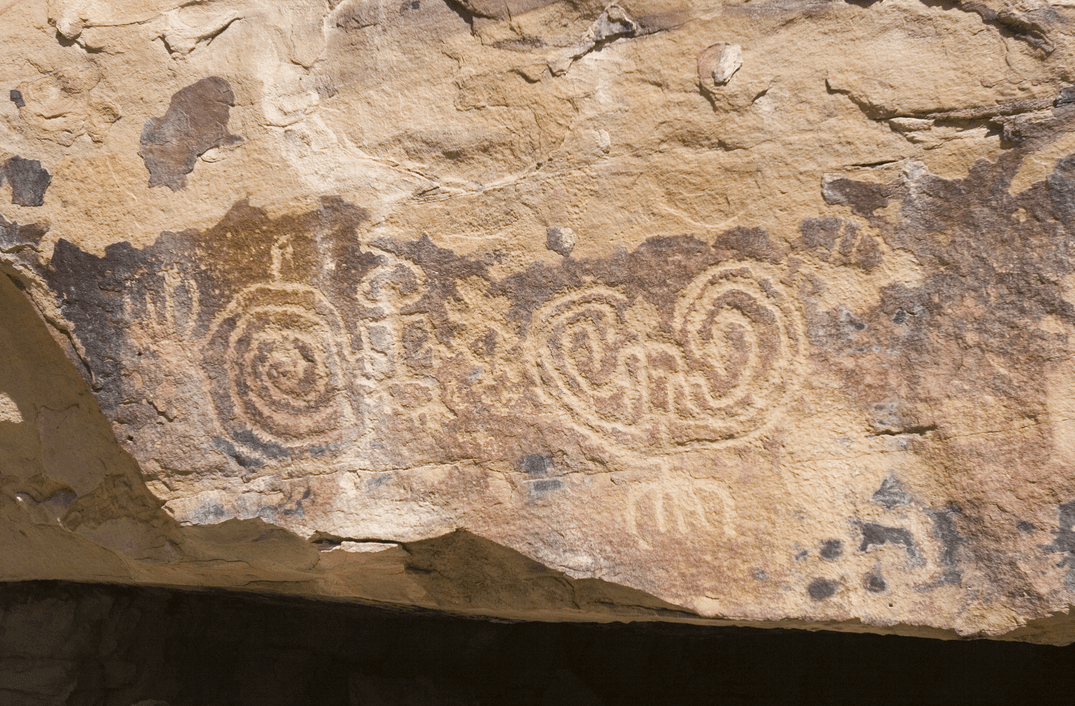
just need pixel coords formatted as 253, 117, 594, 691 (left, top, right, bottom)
2, 0, 1075, 643
2, 581, 1074, 706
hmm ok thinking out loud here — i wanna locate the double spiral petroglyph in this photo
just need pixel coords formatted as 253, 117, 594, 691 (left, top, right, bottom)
530, 263, 805, 449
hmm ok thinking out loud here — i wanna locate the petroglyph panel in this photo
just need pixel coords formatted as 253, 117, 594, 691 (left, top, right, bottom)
14, 143, 1075, 637
6, 0, 1075, 642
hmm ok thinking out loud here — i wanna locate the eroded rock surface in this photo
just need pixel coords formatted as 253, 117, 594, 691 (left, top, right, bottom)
3, 0, 1075, 642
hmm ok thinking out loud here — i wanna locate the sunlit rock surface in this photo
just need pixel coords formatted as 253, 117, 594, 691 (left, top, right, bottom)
3, 0, 1075, 643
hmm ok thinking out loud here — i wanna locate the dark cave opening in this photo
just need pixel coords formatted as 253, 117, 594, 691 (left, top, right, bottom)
1, 581, 1072, 706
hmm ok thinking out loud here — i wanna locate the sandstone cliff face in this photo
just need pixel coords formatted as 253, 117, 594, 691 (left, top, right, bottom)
3, 0, 1075, 642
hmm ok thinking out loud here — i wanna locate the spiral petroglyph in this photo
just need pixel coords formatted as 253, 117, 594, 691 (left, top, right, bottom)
205, 283, 362, 458
530, 262, 805, 449
669, 263, 805, 445
530, 288, 648, 446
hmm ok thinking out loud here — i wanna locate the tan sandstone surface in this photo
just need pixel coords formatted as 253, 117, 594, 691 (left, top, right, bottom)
3, 0, 1075, 643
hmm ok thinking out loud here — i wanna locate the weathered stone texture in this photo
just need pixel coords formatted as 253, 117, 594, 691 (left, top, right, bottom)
3, 0, 1075, 643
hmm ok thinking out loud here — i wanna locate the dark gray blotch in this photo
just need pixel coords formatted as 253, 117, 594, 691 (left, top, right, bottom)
1047, 155, 1075, 227
1017, 520, 1036, 533
529, 478, 563, 496
545, 226, 575, 257
929, 506, 964, 569
191, 501, 228, 524
0, 214, 48, 252
858, 522, 923, 565
366, 474, 391, 490
921, 506, 964, 588
819, 539, 843, 561
1042, 500, 1075, 590
822, 177, 890, 217
212, 436, 264, 469
798, 217, 841, 255
864, 573, 887, 593
520, 454, 554, 476
2, 156, 51, 206
139, 76, 242, 191
232, 429, 290, 461
807, 578, 837, 601
9, 89, 24, 108
872, 474, 913, 509
713, 225, 787, 263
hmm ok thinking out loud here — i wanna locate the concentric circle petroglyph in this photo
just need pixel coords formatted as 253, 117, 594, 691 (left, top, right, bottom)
670, 262, 805, 445
530, 263, 805, 450
205, 283, 361, 456
530, 288, 648, 447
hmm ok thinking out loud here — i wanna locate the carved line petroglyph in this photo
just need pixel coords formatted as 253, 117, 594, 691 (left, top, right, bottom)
130, 244, 805, 467
529, 262, 805, 451
125, 266, 202, 343
205, 282, 362, 455
200, 243, 442, 460
354, 249, 429, 383
626, 473, 739, 546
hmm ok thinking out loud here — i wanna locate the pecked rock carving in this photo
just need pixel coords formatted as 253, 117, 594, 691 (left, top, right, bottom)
528, 262, 804, 450
207, 282, 362, 461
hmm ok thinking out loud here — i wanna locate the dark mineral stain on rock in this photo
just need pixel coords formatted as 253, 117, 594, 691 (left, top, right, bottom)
924, 506, 965, 587
0, 214, 48, 251
822, 177, 889, 217
231, 429, 290, 460
797, 217, 841, 256
807, 578, 837, 600
1017, 520, 1036, 533
864, 572, 887, 593
1043, 500, 1075, 589
529, 478, 564, 496
814, 129, 1075, 602
871, 474, 913, 509
139, 76, 242, 191
713, 225, 786, 264
545, 226, 574, 257
819, 539, 843, 561
212, 437, 264, 470
858, 522, 923, 565
9, 89, 24, 108
0, 215, 49, 277
520, 454, 554, 476
2, 156, 51, 206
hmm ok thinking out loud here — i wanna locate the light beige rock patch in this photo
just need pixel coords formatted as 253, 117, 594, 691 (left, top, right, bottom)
0, 392, 20, 423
